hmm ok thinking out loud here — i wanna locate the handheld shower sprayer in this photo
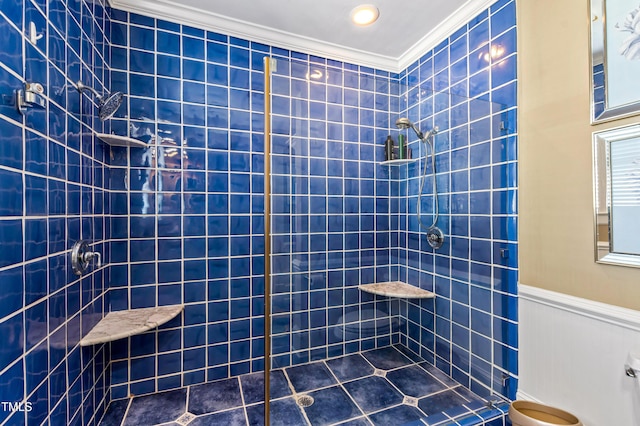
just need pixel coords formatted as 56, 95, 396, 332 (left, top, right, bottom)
75, 81, 124, 121
395, 118, 438, 144
395, 117, 444, 249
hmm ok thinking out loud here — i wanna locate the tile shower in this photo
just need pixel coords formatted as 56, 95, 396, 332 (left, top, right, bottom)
0, 0, 517, 425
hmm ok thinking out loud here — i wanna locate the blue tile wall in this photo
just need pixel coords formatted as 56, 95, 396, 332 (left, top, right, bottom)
0, 0, 518, 422
394, 0, 518, 400
106, 13, 274, 398
0, 0, 113, 425
105, 12, 403, 396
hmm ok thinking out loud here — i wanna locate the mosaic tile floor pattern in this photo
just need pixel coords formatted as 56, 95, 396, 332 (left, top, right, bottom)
100, 345, 509, 426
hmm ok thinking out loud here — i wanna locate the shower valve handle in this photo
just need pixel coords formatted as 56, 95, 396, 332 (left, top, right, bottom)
71, 240, 102, 275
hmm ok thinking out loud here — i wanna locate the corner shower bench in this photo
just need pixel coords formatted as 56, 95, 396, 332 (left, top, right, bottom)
358, 281, 435, 298
79, 305, 184, 346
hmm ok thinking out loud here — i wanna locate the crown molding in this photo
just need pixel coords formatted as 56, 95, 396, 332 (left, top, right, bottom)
397, 0, 497, 71
108, 0, 497, 74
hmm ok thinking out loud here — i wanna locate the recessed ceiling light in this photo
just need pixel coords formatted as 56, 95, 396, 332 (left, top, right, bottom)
350, 4, 379, 26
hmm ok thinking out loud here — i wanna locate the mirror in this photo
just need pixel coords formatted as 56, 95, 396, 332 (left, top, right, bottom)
590, 0, 640, 123
594, 124, 640, 267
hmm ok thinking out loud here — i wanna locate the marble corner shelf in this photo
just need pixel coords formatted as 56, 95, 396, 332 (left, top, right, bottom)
359, 281, 435, 299
380, 159, 418, 166
96, 133, 148, 148
80, 305, 184, 346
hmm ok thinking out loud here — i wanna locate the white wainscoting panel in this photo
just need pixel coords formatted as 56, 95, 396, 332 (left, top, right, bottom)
519, 284, 640, 426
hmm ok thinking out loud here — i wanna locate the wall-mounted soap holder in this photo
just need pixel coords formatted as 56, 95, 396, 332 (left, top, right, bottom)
71, 240, 102, 276
16, 82, 46, 114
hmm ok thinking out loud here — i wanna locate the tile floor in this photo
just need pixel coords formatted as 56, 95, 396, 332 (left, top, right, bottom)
100, 345, 510, 426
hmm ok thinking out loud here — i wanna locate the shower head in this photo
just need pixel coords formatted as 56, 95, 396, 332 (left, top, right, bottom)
395, 117, 424, 140
395, 117, 412, 129
98, 92, 124, 121
76, 81, 124, 121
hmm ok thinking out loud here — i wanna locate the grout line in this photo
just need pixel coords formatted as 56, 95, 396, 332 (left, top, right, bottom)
280, 366, 313, 425
236, 375, 251, 424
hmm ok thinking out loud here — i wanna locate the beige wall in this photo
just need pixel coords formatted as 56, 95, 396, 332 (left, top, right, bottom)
518, 0, 640, 310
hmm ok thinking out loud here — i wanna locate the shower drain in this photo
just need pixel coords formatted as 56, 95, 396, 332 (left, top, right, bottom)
296, 395, 314, 407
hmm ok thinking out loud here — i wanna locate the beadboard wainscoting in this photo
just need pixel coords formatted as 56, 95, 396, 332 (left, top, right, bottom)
518, 284, 640, 426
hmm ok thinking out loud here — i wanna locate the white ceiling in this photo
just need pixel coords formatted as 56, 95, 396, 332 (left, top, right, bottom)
109, 0, 495, 72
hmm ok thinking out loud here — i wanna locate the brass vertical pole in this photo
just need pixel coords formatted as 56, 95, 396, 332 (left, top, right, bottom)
263, 56, 272, 426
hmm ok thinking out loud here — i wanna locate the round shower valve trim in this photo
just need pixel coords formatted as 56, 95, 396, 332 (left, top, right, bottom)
427, 227, 445, 249
71, 240, 102, 275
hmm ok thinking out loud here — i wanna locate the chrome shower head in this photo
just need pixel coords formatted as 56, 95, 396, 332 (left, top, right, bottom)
395, 117, 413, 130
98, 92, 124, 121
395, 117, 424, 140
76, 81, 124, 121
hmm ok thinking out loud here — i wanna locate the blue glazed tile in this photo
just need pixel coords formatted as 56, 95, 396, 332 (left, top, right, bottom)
183, 347, 206, 371
24, 258, 46, 304
387, 365, 448, 398
245, 398, 307, 426
182, 35, 205, 60
326, 354, 374, 382
0, 168, 23, 216
491, 0, 516, 37
158, 352, 181, 376
130, 73, 155, 98
418, 388, 468, 417
157, 30, 180, 55
369, 404, 425, 425
188, 377, 243, 415
240, 370, 291, 404
207, 41, 228, 64
130, 49, 155, 74
0, 117, 22, 170
24, 175, 47, 216
100, 399, 129, 426
158, 54, 181, 78
343, 376, 403, 413
362, 346, 413, 370
190, 407, 246, 425
0, 266, 22, 319
0, 220, 22, 268
304, 386, 362, 425
333, 418, 371, 426
123, 388, 187, 426
0, 361, 25, 424
286, 361, 337, 392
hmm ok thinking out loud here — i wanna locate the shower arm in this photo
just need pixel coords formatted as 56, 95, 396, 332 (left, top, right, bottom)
76, 81, 103, 100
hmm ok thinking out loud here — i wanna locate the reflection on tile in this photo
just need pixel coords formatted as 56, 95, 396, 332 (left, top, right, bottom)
305, 386, 362, 425
189, 407, 247, 425
241, 370, 291, 404
386, 365, 447, 398
286, 362, 337, 393
326, 354, 374, 382
455, 386, 484, 408
100, 399, 129, 426
393, 345, 424, 363
418, 389, 468, 416
188, 378, 243, 415
245, 398, 307, 426
123, 388, 187, 426
342, 376, 403, 414
362, 347, 412, 370
368, 404, 425, 425
418, 362, 459, 387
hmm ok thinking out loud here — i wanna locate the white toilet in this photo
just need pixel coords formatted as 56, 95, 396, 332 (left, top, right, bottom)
509, 400, 582, 426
